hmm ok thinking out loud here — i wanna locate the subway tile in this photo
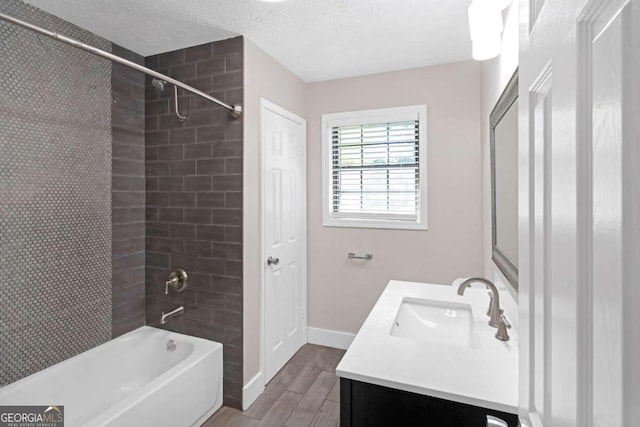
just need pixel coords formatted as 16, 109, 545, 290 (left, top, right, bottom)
225, 53, 242, 72
212, 276, 242, 294
196, 126, 226, 142
224, 88, 243, 106
197, 192, 225, 208
184, 305, 213, 323
183, 240, 212, 257
146, 191, 170, 207
171, 254, 197, 271
184, 176, 211, 191
184, 143, 212, 159
147, 222, 170, 238
211, 243, 242, 261
188, 272, 212, 292
211, 37, 243, 56
145, 177, 159, 191
211, 175, 242, 192
184, 76, 212, 93
146, 161, 170, 177
145, 207, 158, 222
113, 191, 145, 208
197, 158, 225, 175
130, 208, 146, 223
130, 177, 145, 191
182, 110, 212, 127
170, 128, 196, 145
212, 141, 242, 157
145, 146, 159, 161
113, 159, 144, 176
212, 71, 242, 92
185, 43, 213, 63
113, 127, 145, 146
225, 192, 242, 208
146, 99, 169, 115
158, 49, 185, 68
197, 225, 225, 241
184, 208, 211, 224
145, 116, 158, 131
171, 223, 196, 240
197, 57, 225, 77
225, 123, 243, 141
170, 192, 196, 207
156, 238, 185, 254
146, 130, 170, 146
158, 177, 183, 192
225, 157, 242, 174
112, 176, 131, 191
212, 308, 242, 329
224, 226, 242, 243
211, 208, 242, 226
158, 207, 184, 223
130, 237, 146, 253
197, 291, 225, 309
196, 257, 225, 275
225, 327, 243, 347
170, 62, 196, 80
112, 208, 130, 224
170, 160, 196, 176
225, 260, 243, 278
158, 145, 183, 161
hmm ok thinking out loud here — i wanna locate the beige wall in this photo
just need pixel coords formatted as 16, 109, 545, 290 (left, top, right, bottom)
243, 39, 306, 383
306, 61, 484, 334
480, 1, 519, 290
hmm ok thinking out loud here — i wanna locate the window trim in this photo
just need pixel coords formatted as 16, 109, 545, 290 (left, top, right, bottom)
321, 105, 428, 230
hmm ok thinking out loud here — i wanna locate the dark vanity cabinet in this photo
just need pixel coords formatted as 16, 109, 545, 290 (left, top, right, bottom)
340, 378, 519, 427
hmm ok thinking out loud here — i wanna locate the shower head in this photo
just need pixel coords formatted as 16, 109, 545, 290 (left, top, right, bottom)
151, 78, 166, 92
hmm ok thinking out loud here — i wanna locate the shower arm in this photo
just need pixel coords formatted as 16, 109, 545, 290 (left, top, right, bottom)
0, 12, 242, 119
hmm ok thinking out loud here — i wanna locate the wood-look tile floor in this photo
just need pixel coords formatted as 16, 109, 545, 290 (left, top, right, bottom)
202, 344, 345, 427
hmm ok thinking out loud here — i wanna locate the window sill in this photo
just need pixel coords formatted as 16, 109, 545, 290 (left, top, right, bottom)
323, 218, 428, 231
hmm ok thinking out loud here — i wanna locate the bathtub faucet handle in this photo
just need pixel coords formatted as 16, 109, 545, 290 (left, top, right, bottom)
164, 268, 188, 294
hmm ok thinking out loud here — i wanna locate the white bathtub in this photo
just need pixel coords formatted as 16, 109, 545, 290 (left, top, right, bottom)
0, 326, 223, 427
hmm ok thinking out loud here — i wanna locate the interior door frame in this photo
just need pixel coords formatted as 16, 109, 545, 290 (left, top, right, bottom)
259, 97, 308, 387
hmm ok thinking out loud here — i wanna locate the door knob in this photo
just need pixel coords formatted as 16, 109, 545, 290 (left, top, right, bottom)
267, 256, 280, 266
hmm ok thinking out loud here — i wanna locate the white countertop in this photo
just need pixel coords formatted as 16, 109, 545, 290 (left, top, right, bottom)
336, 280, 518, 413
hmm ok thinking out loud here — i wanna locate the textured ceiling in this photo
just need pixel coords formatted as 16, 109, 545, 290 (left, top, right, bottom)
23, 0, 474, 82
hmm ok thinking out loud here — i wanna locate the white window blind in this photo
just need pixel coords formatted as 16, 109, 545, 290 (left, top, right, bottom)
330, 120, 421, 221
322, 105, 427, 230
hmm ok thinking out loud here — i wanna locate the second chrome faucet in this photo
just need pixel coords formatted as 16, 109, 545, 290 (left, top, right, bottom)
457, 277, 511, 341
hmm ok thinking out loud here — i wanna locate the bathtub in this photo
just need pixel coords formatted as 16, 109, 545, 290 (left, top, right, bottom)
0, 326, 223, 427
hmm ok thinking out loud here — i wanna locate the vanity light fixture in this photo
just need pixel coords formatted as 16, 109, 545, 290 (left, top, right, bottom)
468, 0, 511, 60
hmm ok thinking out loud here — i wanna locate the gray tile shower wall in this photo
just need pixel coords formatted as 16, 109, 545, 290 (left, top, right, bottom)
144, 37, 244, 409
0, 0, 112, 384
111, 45, 146, 337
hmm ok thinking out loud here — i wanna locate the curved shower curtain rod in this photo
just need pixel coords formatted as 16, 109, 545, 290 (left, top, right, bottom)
0, 12, 243, 119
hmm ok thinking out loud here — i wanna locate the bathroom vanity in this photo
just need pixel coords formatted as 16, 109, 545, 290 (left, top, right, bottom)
336, 280, 519, 427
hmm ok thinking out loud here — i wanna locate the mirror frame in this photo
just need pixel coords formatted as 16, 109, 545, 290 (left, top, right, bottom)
490, 68, 519, 290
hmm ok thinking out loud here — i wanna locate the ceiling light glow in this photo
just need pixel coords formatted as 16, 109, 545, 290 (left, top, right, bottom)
468, 0, 505, 61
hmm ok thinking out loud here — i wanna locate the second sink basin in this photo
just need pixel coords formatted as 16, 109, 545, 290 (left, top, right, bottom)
390, 297, 477, 348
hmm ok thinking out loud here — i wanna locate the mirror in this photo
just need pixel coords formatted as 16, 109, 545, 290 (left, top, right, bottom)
490, 69, 518, 290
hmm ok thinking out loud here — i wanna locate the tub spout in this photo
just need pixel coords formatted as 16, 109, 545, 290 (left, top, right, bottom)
160, 306, 184, 325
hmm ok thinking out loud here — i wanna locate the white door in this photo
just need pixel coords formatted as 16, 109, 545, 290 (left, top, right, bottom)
519, 0, 640, 426
261, 99, 307, 382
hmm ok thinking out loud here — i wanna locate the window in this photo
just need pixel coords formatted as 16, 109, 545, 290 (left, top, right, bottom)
322, 105, 427, 230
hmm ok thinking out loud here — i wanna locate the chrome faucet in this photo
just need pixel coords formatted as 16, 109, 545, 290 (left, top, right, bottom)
160, 306, 184, 325
456, 277, 511, 341
457, 277, 502, 327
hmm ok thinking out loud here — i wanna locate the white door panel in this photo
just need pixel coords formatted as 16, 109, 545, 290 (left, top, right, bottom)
262, 99, 307, 383
520, 0, 639, 425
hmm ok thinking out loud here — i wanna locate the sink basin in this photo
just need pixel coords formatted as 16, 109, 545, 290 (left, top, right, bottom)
390, 297, 477, 348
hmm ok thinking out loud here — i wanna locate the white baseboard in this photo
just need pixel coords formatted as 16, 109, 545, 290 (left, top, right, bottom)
242, 371, 264, 411
307, 327, 355, 350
